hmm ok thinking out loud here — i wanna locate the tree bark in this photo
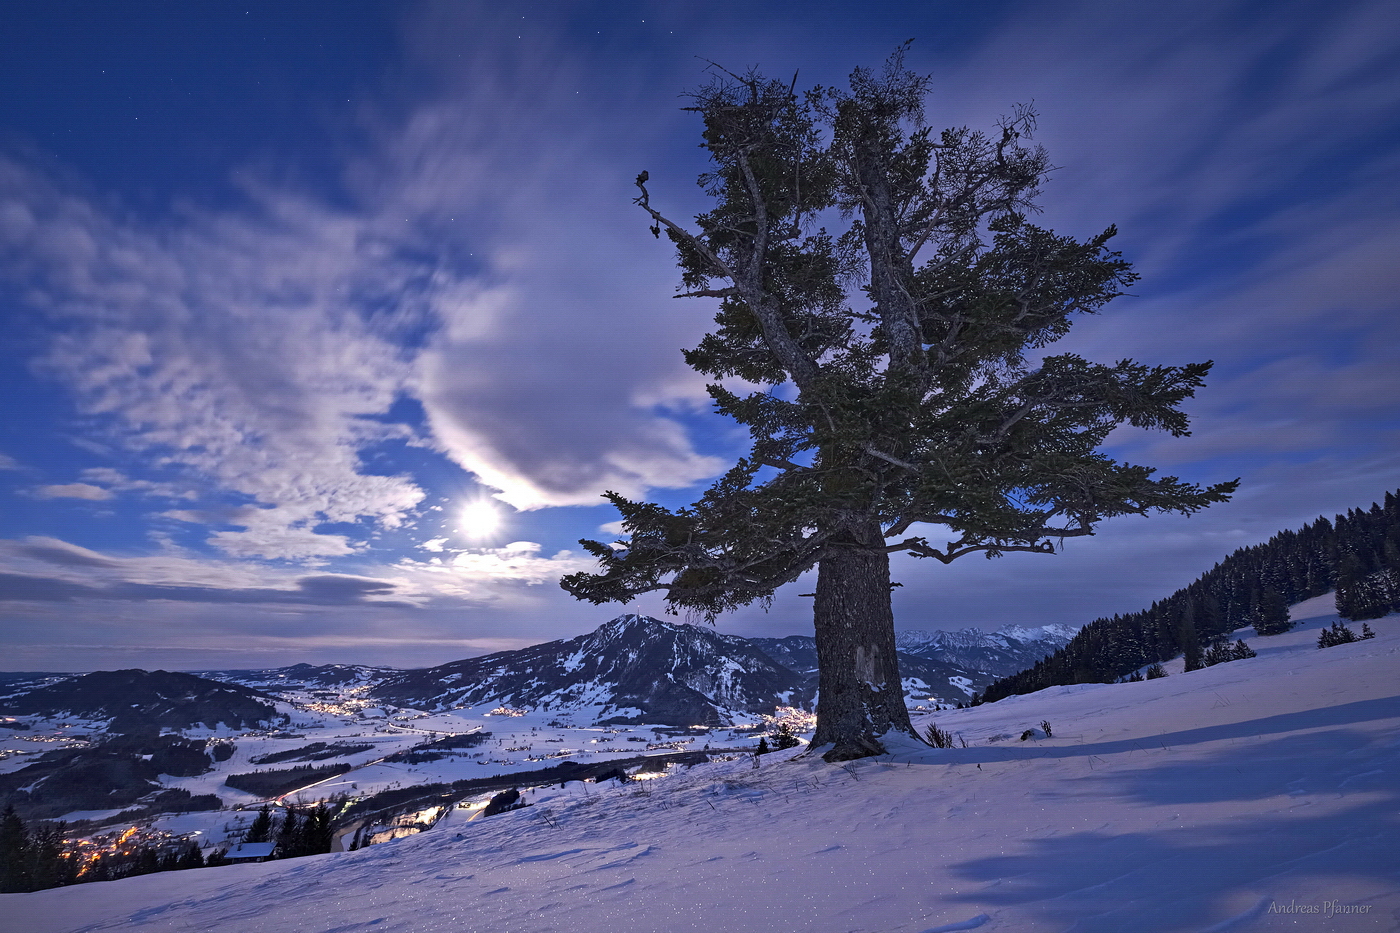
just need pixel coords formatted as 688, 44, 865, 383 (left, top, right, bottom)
809, 517, 917, 761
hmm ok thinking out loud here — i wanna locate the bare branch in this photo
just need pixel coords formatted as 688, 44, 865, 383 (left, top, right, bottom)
758, 456, 811, 473
863, 445, 921, 472
675, 287, 740, 299
634, 175, 735, 282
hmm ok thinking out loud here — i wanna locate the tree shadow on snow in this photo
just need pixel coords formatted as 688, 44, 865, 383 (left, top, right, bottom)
943, 797, 1398, 931
935, 697, 1400, 930
1046, 724, 1400, 805
926, 695, 1400, 774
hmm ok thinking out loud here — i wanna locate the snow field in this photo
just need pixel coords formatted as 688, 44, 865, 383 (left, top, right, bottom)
4, 606, 1398, 932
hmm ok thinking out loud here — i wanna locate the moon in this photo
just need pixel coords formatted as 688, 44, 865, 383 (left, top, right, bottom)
458, 500, 501, 539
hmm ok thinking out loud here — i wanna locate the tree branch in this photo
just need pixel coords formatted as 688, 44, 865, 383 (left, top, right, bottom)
863, 445, 921, 472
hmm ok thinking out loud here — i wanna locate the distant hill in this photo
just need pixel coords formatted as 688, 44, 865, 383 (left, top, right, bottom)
1, 669, 280, 732
193, 662, 396, 694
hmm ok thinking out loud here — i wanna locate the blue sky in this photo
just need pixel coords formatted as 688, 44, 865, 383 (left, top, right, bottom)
1, 0, 1397, 671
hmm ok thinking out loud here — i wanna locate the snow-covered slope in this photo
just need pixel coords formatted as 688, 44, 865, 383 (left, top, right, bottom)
11, 609, 1396, 932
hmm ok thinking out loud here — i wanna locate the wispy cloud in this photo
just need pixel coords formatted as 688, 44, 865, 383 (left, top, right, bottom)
0, 534, 591, 614
33, 482, 113, 501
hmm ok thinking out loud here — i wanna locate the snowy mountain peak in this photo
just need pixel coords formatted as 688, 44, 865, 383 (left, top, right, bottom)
590, 613, 675, 641
893, 624, 1079, 680
372, 614, 800, 727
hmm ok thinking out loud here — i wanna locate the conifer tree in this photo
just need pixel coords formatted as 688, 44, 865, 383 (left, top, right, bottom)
1252, 588, 1291, 636
1336, 551, 1391, 621
1231, 639, 1256, 660
178, 842, 205, 870
27, 822, 73, 890
771, 722, 801, 751
1318, 621, 1360, 648
563, 49, 1235, 760
0, 805, 31, 893
1179, 603, 1205, 671
246, 805, 273, 844
276, 805, 299, 857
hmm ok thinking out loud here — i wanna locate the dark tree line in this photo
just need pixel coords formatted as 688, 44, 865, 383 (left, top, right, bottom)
222, 763, 351, 797
0, 803, 210, 892
981, 489, 1400, 701
0, 798, 341, 893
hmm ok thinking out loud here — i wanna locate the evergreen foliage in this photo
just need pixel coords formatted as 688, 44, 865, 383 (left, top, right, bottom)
1144, 664, 1167, 680
1317, 621, 1363, 649
561, 47, 1234, 760
770, 723, 801, 751
246, 804, 273, 843
1252, 589, 1292, 636
980, 489, 1400, 701
0, 804, 30, 893
1179, 603, 1205, 672
1202, 638, 1255, 667
222, 763, 351, 797
0, 807, 82, 892
274, 803, 335, 859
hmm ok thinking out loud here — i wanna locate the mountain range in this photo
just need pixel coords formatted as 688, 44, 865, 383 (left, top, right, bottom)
3, 617, 1076, 730
363, 615, 1076, 727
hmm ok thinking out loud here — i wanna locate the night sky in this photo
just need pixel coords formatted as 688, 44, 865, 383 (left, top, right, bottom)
2, 1, 1397, 671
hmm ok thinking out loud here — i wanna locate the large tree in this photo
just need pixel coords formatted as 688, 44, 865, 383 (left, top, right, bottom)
562, 50, 1236, 761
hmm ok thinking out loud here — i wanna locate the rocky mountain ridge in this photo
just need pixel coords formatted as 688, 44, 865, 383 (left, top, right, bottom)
370, 615, 1002, 726
894, 624, 1079, 679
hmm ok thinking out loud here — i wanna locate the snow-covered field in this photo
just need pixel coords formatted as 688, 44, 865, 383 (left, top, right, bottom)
0, 687, 776, 847
5, 598, 1397, 932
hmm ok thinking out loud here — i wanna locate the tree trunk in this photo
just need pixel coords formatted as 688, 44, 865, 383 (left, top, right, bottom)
809, 518, 917, 761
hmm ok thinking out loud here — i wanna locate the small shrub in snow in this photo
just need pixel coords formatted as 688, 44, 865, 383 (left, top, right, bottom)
1145, 663, 1168, 680
923, 724, 955, 748
1202, 642, 1232, 667
1318, 621, 1362, 648
1202, 638, 1255, 667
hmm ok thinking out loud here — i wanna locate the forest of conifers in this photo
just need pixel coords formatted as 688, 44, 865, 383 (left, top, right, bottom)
980, 490, 1400, 702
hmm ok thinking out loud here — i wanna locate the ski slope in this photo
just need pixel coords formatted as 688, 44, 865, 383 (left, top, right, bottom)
6, 598, 1397, 932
